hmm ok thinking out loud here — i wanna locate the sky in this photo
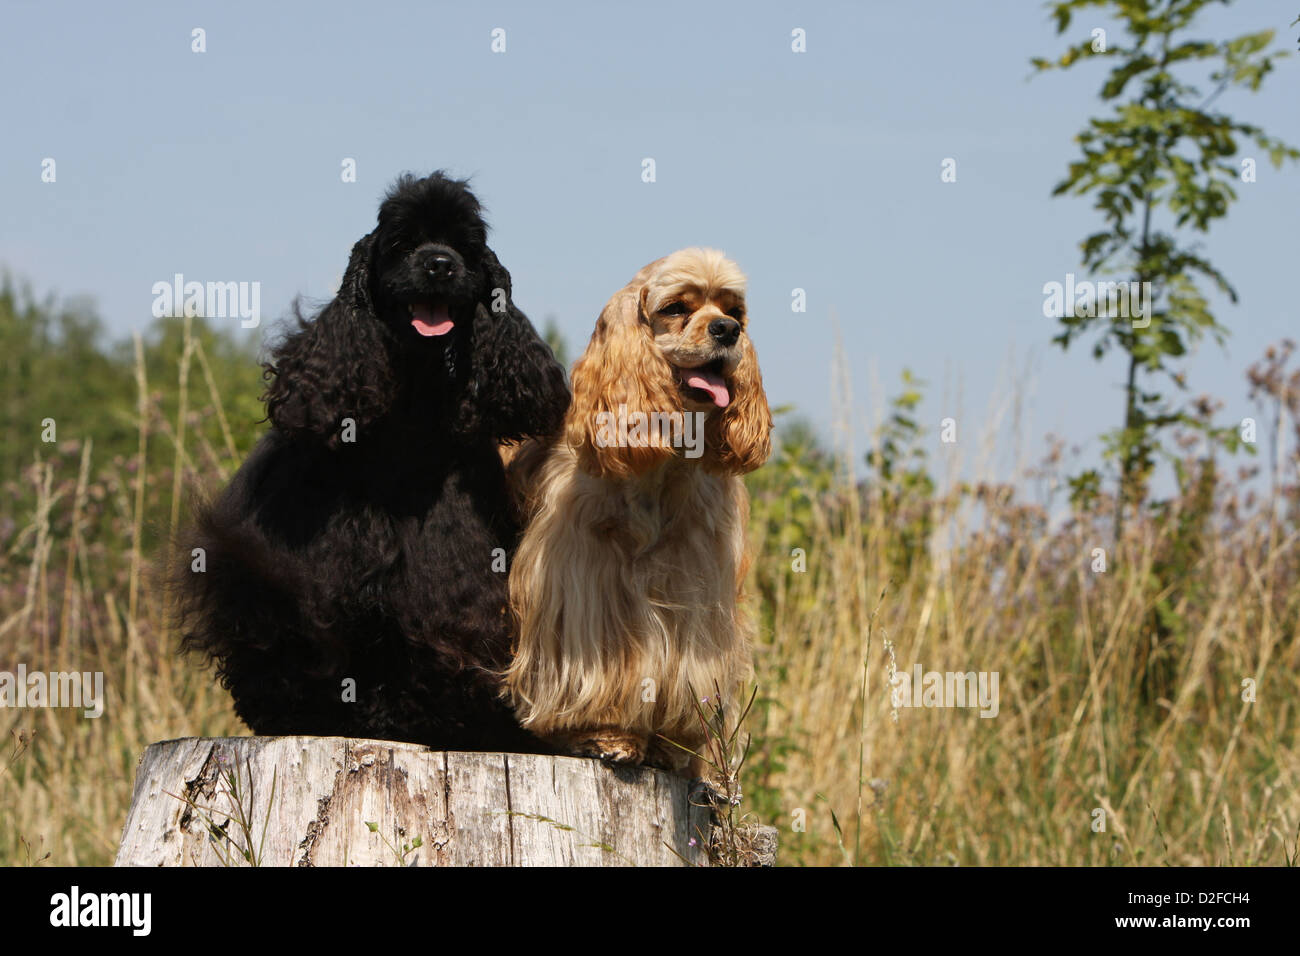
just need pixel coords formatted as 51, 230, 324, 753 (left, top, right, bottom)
3, 0, 1297, 494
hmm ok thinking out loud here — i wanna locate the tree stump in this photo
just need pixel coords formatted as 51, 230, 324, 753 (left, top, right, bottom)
114, 737, 719, 867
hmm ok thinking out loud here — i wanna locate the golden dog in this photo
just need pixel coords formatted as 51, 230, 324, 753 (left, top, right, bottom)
505, 248, 772, 772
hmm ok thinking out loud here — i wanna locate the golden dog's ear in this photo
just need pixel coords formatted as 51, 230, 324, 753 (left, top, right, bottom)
567, 286, 681, 479
705, 331, 773, 474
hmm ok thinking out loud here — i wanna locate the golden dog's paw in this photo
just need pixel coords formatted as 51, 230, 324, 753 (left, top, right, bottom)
562, 727, 648, 765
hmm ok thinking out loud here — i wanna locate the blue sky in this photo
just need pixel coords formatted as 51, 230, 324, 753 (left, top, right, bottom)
3, 0, 1297, 491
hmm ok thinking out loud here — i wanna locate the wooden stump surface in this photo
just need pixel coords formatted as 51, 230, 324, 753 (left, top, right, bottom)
114, 736, 714, 867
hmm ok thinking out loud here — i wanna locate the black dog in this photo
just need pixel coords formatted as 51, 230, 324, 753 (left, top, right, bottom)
176, 172, 569, 751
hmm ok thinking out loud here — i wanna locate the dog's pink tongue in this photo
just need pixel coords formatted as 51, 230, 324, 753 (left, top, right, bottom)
410, 304, 454, 337
687, 368, 730, 408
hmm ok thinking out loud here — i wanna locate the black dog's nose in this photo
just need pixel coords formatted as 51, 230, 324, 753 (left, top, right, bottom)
427, 254, 456, 279
708, 317, 740, 346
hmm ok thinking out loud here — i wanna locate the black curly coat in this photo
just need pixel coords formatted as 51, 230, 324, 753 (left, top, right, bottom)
176, 172, 569, 752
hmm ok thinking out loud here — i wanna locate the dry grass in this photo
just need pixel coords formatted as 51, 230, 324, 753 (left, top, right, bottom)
746, 412, 1300, 866
1, 328, 1297, 866
0, 320, 243, 866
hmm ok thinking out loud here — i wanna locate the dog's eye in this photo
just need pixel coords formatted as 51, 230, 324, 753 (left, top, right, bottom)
727, 307, 744, 320
659, 302, 687, 317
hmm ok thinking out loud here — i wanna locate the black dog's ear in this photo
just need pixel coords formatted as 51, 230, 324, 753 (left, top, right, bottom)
263, 231, 397, 446
471, 247, 570, 441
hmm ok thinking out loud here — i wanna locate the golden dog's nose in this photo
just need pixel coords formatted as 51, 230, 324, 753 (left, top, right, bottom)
708, 317, 740, 346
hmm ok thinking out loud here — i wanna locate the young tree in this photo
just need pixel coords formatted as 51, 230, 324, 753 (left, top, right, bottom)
1033, 0, 1297, 537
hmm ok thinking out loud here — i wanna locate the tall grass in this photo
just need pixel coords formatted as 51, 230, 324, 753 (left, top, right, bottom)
1, 329, 1297, 866
0, 320, 243, 866
744, 372, 1300, 866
